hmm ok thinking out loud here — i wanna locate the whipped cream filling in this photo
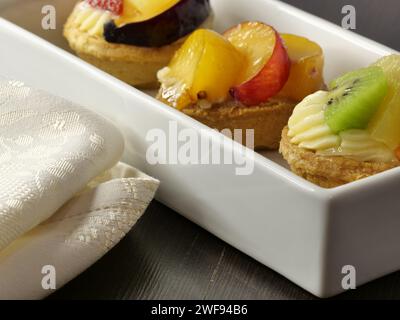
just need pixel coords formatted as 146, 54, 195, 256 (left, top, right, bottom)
288, 90, 396, 162
72, 2, 114, 36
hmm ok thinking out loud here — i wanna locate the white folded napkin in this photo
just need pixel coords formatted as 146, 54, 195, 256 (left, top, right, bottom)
0, 80, 159, 299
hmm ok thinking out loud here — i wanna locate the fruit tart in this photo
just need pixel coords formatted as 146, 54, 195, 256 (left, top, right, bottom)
64, 0, 213, 88
280, 55, 400, 188
157, 22, 325, 149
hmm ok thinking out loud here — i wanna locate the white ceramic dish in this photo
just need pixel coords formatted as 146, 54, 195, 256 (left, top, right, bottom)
1, 0, 400, 298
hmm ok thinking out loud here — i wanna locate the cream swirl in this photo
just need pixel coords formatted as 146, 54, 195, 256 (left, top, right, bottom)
288, 91, 340, 150
72, 2, 113, 36
319, 130, 396, 162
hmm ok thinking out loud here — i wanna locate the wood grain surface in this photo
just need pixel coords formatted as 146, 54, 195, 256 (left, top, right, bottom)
51, 0, 400, 300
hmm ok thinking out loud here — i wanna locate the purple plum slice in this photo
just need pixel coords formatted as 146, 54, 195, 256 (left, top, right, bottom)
104, 0, 211, 47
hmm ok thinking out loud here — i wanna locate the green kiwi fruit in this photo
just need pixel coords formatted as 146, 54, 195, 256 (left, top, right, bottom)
325, 66, 388, 133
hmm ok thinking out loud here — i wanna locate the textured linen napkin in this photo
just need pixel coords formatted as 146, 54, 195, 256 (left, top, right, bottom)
0, 80, 159, 299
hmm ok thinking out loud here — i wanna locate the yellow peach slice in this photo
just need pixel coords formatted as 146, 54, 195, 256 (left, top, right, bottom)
116, 0, 180, 26
278, 34, 325, 102
158, 29, 243, 110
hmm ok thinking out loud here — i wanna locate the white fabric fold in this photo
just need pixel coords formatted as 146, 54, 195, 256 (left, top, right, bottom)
0, 163, 159, 299
0, 80, 125, 250
0, 81, 160, 299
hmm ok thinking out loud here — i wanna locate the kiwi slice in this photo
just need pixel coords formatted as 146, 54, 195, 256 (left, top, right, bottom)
325, 66, 388, 133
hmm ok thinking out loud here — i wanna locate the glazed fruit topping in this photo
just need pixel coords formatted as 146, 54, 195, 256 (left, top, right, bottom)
325, 66, 388, 133
278, 34, 325, 101
288, 55, 400, 162
224, 22, 291, 106
158, 29, 243, 110
368, 55, 400, 149
115, 0, 181, 26
87, 0, 123, 15
159, 22, 327, 110
104, 0, 211, 47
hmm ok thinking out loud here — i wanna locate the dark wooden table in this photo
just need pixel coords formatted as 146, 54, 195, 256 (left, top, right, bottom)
51, 0, 400, 300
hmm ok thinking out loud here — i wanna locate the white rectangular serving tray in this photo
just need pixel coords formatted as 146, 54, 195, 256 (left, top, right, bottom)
1, 0, 400, 298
